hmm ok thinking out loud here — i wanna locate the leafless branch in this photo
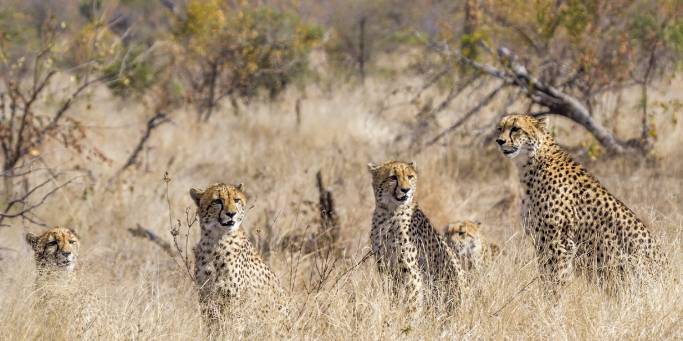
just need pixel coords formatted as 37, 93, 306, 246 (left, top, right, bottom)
117, 111, 170, 175
0, 176, 79, 226
421, 82, 505, 150
437, 43, 629, 154
316, 170, 340, 246
128, 223, 174, 257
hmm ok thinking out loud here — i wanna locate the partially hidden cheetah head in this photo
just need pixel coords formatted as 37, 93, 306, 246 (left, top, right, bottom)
190, 183, 247, 233
26, 227, 80, 272
444, 220, 482, 257
368, 160, 417, 208
495, 114, 548, 159
444, 220, 481, 240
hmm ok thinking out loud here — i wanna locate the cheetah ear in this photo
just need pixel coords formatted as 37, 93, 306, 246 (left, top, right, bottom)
67, 227, 80, 239
25, 232, 38, 251
534, 115, 548, 131
408, 161, 417, 172
236, 183, 244, 192
189, 188, 203, 207
367, 162, 380, 173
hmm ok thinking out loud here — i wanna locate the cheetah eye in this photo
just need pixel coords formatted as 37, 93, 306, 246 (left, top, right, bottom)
388, 175, 398, 181
211, 199, 223, 206
511, 126, 520, 133
47, 240, 58, 246
407, 175, 415, 180
234, 198, 241, 203
69, 240, 77, 245
497, 127, 502, 132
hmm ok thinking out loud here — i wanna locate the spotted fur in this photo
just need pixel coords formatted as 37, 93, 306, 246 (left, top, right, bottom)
190, 183, 283, 323
444, 220, 500, 270
368, 161, 465, 309
496, 114, 667, 290
26, 227, 80, 276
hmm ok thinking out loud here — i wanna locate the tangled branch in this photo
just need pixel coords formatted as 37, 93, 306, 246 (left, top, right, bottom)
0, 163, 80, 227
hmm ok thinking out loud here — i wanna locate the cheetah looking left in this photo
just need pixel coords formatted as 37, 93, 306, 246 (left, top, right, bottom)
495, 114, 667, 291
190, 183, 284, 325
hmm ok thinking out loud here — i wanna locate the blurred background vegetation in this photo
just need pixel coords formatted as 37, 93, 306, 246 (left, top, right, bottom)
0, 0, 682, 219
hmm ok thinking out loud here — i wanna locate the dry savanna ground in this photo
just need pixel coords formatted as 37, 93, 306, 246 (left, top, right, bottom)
0, 75, 682, 340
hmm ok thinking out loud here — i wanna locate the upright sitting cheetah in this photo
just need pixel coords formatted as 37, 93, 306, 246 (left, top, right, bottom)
190, 183, 283, 324
368, 161, 465, 309
26, 227, 80, 283
495, 114, 666, 290
444, 220, 500, 270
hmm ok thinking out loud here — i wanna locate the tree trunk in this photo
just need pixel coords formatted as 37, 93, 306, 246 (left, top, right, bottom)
537, 89, 624, 154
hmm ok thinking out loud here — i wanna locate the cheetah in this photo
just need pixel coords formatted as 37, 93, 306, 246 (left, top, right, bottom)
444, 220, 501, 270
25, 227, 80, 283
190, 183, 284, 324
368, 160, 465, 309
495, 114, 667, 291
24, 227, 98, 329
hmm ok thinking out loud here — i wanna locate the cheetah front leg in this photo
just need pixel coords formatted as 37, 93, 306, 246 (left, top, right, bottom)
442, 245, 466, 307
538, 237, 576, 296
399, 241, 424, 311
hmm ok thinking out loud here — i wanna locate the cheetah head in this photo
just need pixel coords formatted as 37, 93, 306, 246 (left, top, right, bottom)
368, 160, 417, 209
26, 227, 80, 272
495, 114, 548, 159
444, 220, 482, 257
444, 220, 481, 240
190, 183, 247, 233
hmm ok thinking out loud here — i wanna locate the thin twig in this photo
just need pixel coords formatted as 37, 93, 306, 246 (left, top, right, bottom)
489, 276, 539, 317
330, 250, 373, 290
0, 176, 80, 226
420, 82, 505, 151
164, 172, 196, 282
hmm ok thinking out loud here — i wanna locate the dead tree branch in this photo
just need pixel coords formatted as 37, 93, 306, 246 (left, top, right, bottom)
316, 170, 340, 246
117, 111, 170, 174
0, 174, 79, 227
440, 44, 631, 154
422, 82, 505, 150
128, 223, 174, 257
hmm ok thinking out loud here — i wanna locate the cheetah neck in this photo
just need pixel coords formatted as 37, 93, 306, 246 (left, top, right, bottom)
34, 267, 75, 289
372, 202, 416, 223
514, 138, 563, 183
198, 223, 245, 250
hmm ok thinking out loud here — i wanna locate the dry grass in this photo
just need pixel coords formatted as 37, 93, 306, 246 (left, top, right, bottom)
0, 76, 681, 340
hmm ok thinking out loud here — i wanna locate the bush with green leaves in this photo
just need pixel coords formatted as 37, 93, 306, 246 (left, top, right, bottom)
173, 0, 322, 119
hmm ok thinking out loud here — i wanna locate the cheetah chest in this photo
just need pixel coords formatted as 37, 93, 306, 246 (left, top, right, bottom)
195, 238, 251, 298
371, 218, 401, 269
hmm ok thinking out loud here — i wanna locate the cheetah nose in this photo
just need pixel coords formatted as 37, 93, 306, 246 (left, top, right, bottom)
226, 212, 236, 218
496, 138, 505, 145
62, 250, 71, 256
400, 187, 410, 194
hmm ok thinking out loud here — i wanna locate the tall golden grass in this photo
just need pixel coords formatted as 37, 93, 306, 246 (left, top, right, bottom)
0, 76, 681, 339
